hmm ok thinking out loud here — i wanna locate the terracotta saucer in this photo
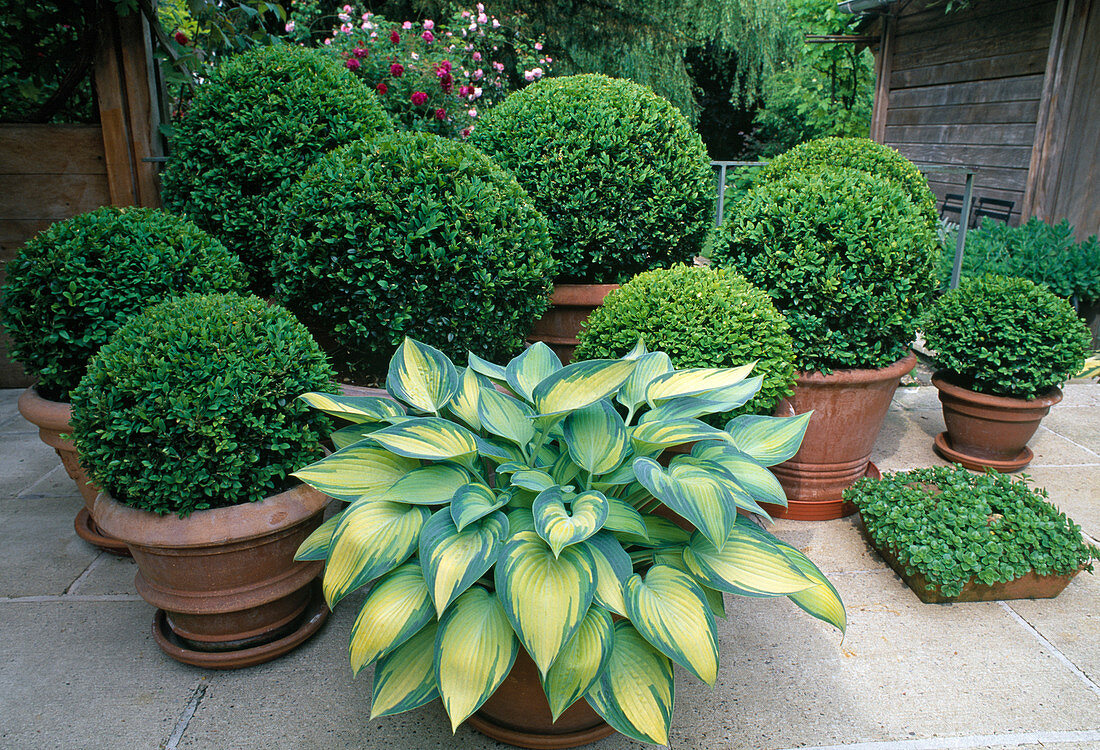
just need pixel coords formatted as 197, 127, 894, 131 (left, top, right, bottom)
933, 432, 1033, 473
74, 507, 131, 556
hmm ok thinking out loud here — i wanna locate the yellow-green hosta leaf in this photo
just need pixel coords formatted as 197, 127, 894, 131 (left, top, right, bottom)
624, 565, 718, 685
349, 563, 434, 675
724, 412, 812, 467
638, 377, 763, 424
550, 451, 582, 487
616, 515, 691, 548
446, 367, 486, 431
450, 482, 507, 531
510, 469, 557, 493
630, 418, 732, 450
477, 386, 536, 446
542, 606, 614, 721
532, 359, 637, 417
293, 447, 417, 502
667, 455, 774, 520
533, 488, 609, 557
420, 509, 508, 617
774, 539, 846, 632
505, 342, 562, 402
507, 508, 536, 536
474, 435, 525, 464
645, 363, 756, 407
616, 351, 673, 411
467, 351, 508, 383
563, 399, 628, 475
435, 586, 518, 732
294, 511, 344, 561
381, 463, 469, 505
495, 531, 595, 676
583, 532, 632, 616
592, 459, 636, 487
633, 457, 738, 550
370, 621, 439, 718
329, 422, 384, 451
585, 621, 673, 746
371, 418, 477, 461
602, 495, 647, 538
682, 519, 815, 597
623, 337, 648, 359
323, 500, 430, 607
386, 337, 460, 413
691, 442, 788, 508
298, 392, 407, 424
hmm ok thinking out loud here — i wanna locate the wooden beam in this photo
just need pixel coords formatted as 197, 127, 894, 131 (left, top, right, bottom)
870, 15, 895, 143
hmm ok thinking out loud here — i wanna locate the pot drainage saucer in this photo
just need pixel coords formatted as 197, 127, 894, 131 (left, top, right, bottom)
933, 432, 1033, 473
75, 508, 131, 556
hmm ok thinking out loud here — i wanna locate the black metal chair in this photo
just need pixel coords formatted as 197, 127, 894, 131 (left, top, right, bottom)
972, 196, 1014, 225
940, 193, 964, 223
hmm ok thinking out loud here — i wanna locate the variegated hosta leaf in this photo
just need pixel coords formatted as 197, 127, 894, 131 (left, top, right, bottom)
724, 412, 813, 467
370, 621, 439, 719
616, 515, 691, 548
585, 621, 674, 746
623, 337, 648, 359
637, 377, 763, 424
668, 455, 774, 519
323, 500, 430, 606
682, 518, 815, 597
691, 442, 788, 508
533, 487, 610, 557
371, 418, 477, 461
507, 508, 536, 536
624, 564, 718, 684
532, 359, 637, 417
467, 351, 508, 383
773, 538, 846, 631
420, 509, 508, 617
349, 563, 433, 675
293, 447, 417, 503
511, 469, 557, 493
630, 418, 733, 450
435, 586, 518, 732
563, 399, 628, 475
386, 337, 460, 414
381, 463, 470, 505
450, 482, 507, 531
542, 607, 614, 721
505, 342, 562, 402
583, 532, 632, 616
633, 457, 739, 550
298, 392, 407, 424
644, 363, 756, 406
446, 367, 486, 431
602, 495, 647, 538
329, 422, 384, 451
295, 511, 344, 561
475, 435, 525, 464
616, 352, 673, 412
550, 452, 582, 487
592, 459, 636, 487
477, 386, 536, 446
495, 531, 596, 676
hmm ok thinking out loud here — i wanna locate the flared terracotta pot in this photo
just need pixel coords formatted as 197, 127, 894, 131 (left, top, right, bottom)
931, 373, 1061, 472
16, 387, 129, 554
528, 284, 619, 365
92, 484, 330, 669
766, 353, 916, 521
466, 647, 615, 749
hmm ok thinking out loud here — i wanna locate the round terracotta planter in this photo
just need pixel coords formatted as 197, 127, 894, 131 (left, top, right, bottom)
92, 484, 330, 669
466, 647, 615, 748
765, 353, 916, 521
16, 387, 129, 554
931, 372, 1061, 472
528, 284, 619, 365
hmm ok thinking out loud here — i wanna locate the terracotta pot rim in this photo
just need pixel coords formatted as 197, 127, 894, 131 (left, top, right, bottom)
931, 372, 1063, 409
93, 484, 330, 549
795, 352, 917, 386
17, 386, 73, 433
549, 283, 620, 306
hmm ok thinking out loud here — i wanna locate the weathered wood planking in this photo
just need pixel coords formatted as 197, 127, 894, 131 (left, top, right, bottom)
887, 101, 1042, 126
892, 26, 1052, 71
886, 123, 1038, 147
894, 143, 1033, 171
0, 125, 107, 175
893, 3, 1057, 57
889, 76, 1046, 109
891, 50, 1048, 90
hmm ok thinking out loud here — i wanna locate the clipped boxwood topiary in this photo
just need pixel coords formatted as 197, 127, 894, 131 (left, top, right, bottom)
711, 167, 938, 373
0, 206, 247, 400
574, 265, 795, 415
271, 131, 555, 382
161, 44, 392, 293
848, 465, 1098, 599
922, 274, 1091, 400
70, 293, 335, 517
469, 74, 714, 284
760, 137, 938, 228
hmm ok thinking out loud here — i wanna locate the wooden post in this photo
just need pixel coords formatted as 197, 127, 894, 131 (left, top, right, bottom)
869, 14, 895, 144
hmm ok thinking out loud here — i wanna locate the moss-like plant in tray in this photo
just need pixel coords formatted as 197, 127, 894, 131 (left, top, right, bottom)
848, 466, 1097, 598
292, 337, 845, 744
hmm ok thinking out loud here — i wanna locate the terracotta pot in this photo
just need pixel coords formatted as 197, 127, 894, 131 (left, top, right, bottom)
16, 387, 129, 554
92, 484, 330, 669
766, 353, 916, 521
528, 284, 619, 365
931, 372, 1061, 472
466, 647, 615, 749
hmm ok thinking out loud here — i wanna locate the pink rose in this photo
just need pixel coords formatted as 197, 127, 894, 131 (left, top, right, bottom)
435, 108, 446, 120
423, 19, 435, 30
422, 30, 434, 42
376, 82, 388, 95
411, 91, 428, 105
345, 58, 360, 71
390, 63, 405, 77
389, 29, 400, 43
353, 48, 367, 58
174, 30, 189, 45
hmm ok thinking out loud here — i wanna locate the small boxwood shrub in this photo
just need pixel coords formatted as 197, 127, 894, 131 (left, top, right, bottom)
271, 131, 554, 382
711, 168, 938, 373
848, 465, 1098, 597
71, 293, 335, 517
574, 265, 795, 415
469, 74, 714, 284
161, 44, 392, 293
760, 137, 938, 228
0, 207, 247, 400
922, 274, 1091, 399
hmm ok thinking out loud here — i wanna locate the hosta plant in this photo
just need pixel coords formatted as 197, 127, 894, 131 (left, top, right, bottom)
292, 337, 845, 744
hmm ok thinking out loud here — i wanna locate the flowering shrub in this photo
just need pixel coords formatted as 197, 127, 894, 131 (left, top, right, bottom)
316, 3, 551, 138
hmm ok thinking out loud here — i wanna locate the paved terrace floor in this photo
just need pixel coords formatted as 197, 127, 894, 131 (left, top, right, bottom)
0, 384, 1097, 750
